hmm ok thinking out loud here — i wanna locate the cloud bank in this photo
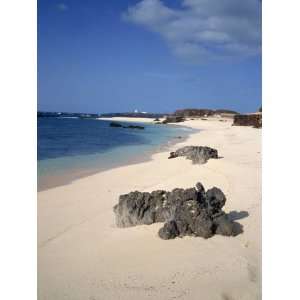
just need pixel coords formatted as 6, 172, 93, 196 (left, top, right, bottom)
123, 0, 261, 63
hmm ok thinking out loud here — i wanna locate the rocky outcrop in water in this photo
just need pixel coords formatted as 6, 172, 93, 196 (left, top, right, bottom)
110, 122, 123, 128
127, 125, 145, 130
168, 146, 218, 164
110, 122, 144, 130
233, 114, 262, 128
113, 182, 242, 240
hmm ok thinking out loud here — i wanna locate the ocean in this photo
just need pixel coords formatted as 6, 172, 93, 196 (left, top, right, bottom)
38, 117, 195, 190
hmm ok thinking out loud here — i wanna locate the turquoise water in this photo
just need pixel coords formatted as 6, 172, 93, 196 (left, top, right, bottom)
38, 118, 196, 189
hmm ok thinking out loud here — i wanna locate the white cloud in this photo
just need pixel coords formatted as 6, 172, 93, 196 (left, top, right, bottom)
123, 0, 261, 63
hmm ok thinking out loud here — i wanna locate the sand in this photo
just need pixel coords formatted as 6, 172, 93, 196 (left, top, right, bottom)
97, 117, 158, 123
38, 118, 261, 300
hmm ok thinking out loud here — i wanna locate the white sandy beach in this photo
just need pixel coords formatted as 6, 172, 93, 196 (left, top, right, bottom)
38, 118, 261, 300
98, 116, 158, 123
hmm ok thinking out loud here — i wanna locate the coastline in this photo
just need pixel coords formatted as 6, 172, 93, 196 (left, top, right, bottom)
97, 117, 159, 123
38, 118, 196, 191
38, 118, 261, 300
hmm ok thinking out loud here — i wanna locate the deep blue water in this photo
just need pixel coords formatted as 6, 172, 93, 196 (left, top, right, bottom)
38, 118, 152, 160
38, 118, 195, 188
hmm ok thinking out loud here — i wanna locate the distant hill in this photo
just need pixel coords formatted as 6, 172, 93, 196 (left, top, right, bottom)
174, 109, 239, 117
233, 114, 262, 128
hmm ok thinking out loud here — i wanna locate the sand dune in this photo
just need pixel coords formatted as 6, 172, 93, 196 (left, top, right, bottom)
38, 118, 261, 300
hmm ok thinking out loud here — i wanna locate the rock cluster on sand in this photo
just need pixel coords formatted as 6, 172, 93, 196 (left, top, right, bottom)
162, 116, 185, 124
113, 182, 241, 240
110, 122, 144, 130
174, 109, 239, 117
168, 146, 218, 164
233, 114, 262, 128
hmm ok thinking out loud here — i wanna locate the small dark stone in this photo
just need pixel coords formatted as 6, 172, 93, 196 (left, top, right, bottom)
206, 187, 226, 216
192, 212, 214, 238
213, 214, 235, 236
168, 152, 178, 159
196, 182, 205, 193
158, 221, 179, 239
168, 146, 218, 164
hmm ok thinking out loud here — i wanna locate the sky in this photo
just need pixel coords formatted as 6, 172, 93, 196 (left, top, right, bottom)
38, 0, 261, 114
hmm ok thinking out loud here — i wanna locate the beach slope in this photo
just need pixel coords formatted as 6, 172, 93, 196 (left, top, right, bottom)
38, 119, 261, 300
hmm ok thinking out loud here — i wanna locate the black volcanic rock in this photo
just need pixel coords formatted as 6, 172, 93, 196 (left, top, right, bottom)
113, 182, 243, 240
158, 221, 179, 239
175, 109, 215, 117
168, 146, 218, 164
213, 214, 235, 236
174, 109, 239, 117
126, 125, 144, 130
233, 114, 262, 128
109, 122, 144, 130
162, 116, 185, 124
110, 122, 123, 127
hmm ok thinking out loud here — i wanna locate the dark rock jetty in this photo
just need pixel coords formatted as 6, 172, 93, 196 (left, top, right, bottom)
110, 122, 144, 130
168, 146, 218, 164
113, 182, 243, 240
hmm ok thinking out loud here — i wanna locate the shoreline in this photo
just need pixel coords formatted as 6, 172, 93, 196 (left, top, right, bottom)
38, 119, 197, 191
38, 117, 261, 300
97, 117, 160, 123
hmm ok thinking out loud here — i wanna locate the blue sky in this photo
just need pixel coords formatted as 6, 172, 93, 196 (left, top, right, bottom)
38, 0, 261, 114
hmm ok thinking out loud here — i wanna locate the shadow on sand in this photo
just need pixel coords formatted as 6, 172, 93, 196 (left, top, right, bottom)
227, 210, 249, 221
226, 210, 249, 236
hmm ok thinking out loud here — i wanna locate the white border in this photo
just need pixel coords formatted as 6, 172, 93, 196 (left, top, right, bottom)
1, 0, 300, 299
0, 1, 37, 299
263, 0, 300, 298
